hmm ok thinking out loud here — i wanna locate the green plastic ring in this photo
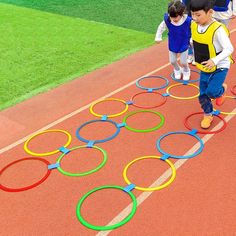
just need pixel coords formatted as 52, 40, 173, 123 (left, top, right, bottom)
57, 145, 107, 176
76, 185, 137, 230
123, 110, 165, 133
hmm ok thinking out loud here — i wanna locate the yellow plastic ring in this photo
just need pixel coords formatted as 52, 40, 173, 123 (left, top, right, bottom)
123, 156, 176, 191
24, 129, 72, 156
166, 83, 199, 100
90, 98, 129, 118
214, 96, 236, 115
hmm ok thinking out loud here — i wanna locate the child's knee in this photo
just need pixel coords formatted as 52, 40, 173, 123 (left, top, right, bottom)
181, 63, 188, 69
170, 58, 178, 65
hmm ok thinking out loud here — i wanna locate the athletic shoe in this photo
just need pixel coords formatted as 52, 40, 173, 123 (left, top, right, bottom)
216, 83, 227, 106
183, 70, 191, 81
174, 68, 181, 80
201, 115, 214, 129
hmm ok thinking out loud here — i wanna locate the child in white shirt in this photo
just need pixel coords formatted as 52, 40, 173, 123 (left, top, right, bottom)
190, 0, 234, 129
155, 0, 192, 81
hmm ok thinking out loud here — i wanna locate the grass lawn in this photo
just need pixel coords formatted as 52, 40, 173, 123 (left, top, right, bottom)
0, 1, 168, 110
0, 3, 154, 110
0, 0, 168, 33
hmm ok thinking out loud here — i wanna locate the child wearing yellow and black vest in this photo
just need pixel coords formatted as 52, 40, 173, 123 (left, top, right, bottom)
190, 0, 234, 129
155, 0, 192, 81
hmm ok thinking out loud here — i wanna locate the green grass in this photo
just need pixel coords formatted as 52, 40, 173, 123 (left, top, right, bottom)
0, 0, 167, 33
0, 3, 154, 111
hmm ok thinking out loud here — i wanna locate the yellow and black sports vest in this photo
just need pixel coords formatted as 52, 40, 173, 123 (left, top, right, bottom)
191, 21, 232, 73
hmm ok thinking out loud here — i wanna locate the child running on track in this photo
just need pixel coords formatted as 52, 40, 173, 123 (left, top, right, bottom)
155, 0, 192, 81
190, 0, 234, 129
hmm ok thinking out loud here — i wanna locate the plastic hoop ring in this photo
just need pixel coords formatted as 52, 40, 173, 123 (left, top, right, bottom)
76, 185, 137, 230
0, 157, 51, 192
136, 75, 169, 91
123, 110, 165, 133
184, 112, 227, 134
166, 83, 199, 100
90, 98, 129, 118
123, 156, 176, 191
156, 131, 204, 159
57, 145, 107, 176
76, 119, 120, 144
130, 91, 167, 109
24, 129, 72, 156
171, 69, 200, 83
230, 85, 236, 96
214, 96, 236, 115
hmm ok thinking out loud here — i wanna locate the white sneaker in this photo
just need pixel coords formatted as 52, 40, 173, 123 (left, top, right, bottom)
192, 60, 196, 66
187, 55, 194, 64
183, 70, 191, 81
174, 69, 182, 80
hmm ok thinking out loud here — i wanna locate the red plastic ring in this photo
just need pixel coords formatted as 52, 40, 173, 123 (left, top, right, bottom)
184, 112, 227, 134
130, 91, 167, 109
231, 85, 236, 96
0, 157, 51, 192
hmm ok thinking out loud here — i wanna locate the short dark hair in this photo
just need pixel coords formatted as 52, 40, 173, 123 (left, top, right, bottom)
168, 0, 186, 17
190, 0, 215, 12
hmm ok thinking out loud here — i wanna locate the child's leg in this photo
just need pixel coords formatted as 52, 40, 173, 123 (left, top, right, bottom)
169, 51, 181, 79
198, 69, 228, 129
180, 50, 190, 81
187, 45, 196, 65
205, 68, 228, 99
187, 45, 193, 63
198, 72, 214, 129
169, 51, 179, 70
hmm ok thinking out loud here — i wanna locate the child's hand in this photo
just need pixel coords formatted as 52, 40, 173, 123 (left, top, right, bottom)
201, 59, 215, 70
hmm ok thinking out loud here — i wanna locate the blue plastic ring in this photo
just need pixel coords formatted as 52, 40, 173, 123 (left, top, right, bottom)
76, 119, 120, 144
171, 69, 200, 83
156, 131, 204, 159
136, 75, 169, 91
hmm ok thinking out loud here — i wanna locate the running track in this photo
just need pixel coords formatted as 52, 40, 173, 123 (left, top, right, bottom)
0, 20, 236, 236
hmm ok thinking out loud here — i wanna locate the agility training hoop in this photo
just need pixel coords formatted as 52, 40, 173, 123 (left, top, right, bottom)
56, 145, 107, 177
0, 157, 51, 192
231, 85, 236, 96
76, 119, 121, 144
90, 98, 128, 118
166, 83, 199, 100
156, 130, 204, 159
24, 129, 72, 156
136, 75, 169, 91
76, 185, 137, 230
184, 112, 227, 134
123, 156, 176, 191
130, 91, 167, 109
123, 110, 164, 133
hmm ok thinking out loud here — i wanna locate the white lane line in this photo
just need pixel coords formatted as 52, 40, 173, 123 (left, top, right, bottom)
0, 63, 171, 155
96, 108, 236, 236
